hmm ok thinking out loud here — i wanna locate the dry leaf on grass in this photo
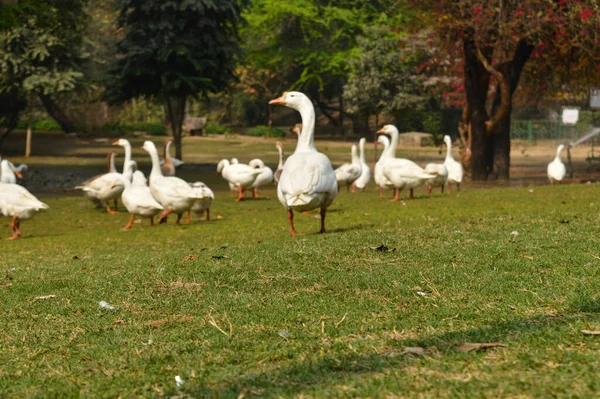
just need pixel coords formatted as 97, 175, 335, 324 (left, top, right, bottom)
35, 295, 56, 300
114, 319, 125, 325
402, 347, 425, 356
456, 343, 508, 352
182, 255, 198, 261
581, 330, 600, 336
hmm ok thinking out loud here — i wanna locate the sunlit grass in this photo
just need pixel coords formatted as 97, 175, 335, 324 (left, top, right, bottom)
2, 181, 600, 397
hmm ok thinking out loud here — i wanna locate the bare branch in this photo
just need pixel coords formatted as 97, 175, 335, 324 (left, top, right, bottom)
474, 49, 510, 135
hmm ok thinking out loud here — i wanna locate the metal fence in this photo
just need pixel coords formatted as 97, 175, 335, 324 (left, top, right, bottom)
511, 112, 600, 144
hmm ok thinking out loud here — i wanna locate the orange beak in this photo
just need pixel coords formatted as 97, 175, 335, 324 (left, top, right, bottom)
269, 92, 287, 105
376, 127, 386, 134
15, 171, 22, 179
112, 140, 120, 145
216, 171, 221, 176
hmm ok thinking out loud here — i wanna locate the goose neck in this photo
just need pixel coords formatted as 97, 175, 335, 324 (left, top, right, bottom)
277, 147, 284, 168
295, 101, 316, 152
148, 147, 163, 178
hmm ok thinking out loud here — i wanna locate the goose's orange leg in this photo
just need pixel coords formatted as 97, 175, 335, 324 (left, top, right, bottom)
253, 188, 259, 199
448, 183, 453, 193
379, 186, 384, 197
319, 208, 327, 234
287, 210, 297, 236
7, 215, 20, 240
159, 208, 173, 224
122, 215, 135, 230
205, 209, 210, 221
351, 184, 356, 193
390, 189, 401, 202
236, 185, 245, 202
185, 211, 191, 224
426, 184, 432, 194
106, 201, 118, 214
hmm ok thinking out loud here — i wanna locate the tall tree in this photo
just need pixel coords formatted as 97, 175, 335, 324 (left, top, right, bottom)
343, 24, 426, 138
0, 0, 89, 134
104, 0, 247, 159
417, 0, 600, 180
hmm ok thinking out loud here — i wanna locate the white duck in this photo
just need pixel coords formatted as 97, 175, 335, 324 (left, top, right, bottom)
423, 163, 449, 194
119, 168, 164, 230
443, 135, 463, 192
353, 137, 371, 191
274, 142, 285, 183
216, 159, 262, 201
142, 140, 200, 224
75, 152, 134, 214
377, 125, 434, 201
335, 144, 362, 192
188, 182, 214, 221
547, 144, 567, 185
0, 182, 49, 239
249, 158, 274, 198
269, 91, 337, 236
0, 160, 22, 184
374, 135, 393, 197
226, 158, 240, 196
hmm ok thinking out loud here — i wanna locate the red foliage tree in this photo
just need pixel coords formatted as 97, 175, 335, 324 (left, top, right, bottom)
415, 0, 600, 180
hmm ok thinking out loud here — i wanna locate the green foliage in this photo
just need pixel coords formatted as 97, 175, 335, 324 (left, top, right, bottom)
247, 125, 285, 138
575, 110, 600, 137
16, 119, 62, 131
344, 24, 426, 118
128, 122, 167, 136
0, 89, 27, 136
205, 124, 233, 135
104, 0, 247, 104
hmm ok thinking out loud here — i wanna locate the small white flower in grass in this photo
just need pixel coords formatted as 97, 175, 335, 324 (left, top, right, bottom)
175, 375, 184, 388
416, 291, 427, 297
99, 301, 115, 310
510, 231, 519, 237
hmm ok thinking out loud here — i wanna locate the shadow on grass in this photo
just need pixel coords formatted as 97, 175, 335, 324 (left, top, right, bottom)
189, 312, 594, 398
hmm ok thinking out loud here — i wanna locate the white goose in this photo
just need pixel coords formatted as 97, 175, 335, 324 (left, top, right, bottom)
188, 182, 214, 221
160, 139, 184, 170
108, 150, 118, 173
374, 135, 393, 197
377, 125, 434, 201
0, 182, 48, 239
216, 159, 262, 201
443, 135, 463, 192
269, 91, 337, 236
354, 137, 371, 191
226, 158, 240, 196
119, 168, 164, 230
249, 158, 274, 198
0, 160, 22, 184
547, 144, 567, 185
274, 142, 285, 183
75, 152, 134, 214
423, 163, 448, 194
335, 144, 362, 192
142, 140, 200, 224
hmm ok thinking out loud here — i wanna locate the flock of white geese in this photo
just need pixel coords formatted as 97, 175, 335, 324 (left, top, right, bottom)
0, 91, 569, 239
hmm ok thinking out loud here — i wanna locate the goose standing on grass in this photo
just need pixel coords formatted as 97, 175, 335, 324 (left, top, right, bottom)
0, 160, 22, 184
224, 158, 240, 196
274, 142, 285, 183
75, 152, 134, 214
377, 125, 435, 201
269, 91, 337, 236
443, 135, 463, 192
160, 139, 176, 176
335, 144, 362, 192
423, 163, 448, 194
119, 168, 164, 230
354, 137, 371, 191
248, 159, 274, 198
374, 135, 393, 197
188, 182, 214, 221
216, 159, 262, 201
0, 182, 48, 239
142, 140, 200, 224
547, 144, 567, 185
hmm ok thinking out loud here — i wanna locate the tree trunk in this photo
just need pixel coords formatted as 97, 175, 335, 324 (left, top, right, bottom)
166, 96, 186, 160
463, 38, 492, 181
38, 94, 79, 133
25, 94, 33, 157
490, 40, 534, 180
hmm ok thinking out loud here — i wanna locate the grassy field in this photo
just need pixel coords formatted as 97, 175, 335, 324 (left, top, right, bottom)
3, 173, 600, 397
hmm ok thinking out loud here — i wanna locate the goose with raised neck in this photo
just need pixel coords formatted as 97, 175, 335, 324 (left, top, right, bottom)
374, 135, 392, 197
269, 91, 337, 236
443, 135, 463, 192
354, 137, 371, 191
334, 144, 362, 192
142, 140, 201, 224
274, 142, 285, 183
161, 139, 176, 176
547, 144, 566, 185
119, 168, 163, 230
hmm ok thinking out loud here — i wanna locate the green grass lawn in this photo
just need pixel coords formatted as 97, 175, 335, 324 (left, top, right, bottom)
2, 182, 600, 397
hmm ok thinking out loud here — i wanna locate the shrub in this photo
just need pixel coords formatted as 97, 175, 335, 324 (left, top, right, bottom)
16, 119, 62, 131
247, 125, 285, 138
205, 124, 233, 135
128, 122, 167, 136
